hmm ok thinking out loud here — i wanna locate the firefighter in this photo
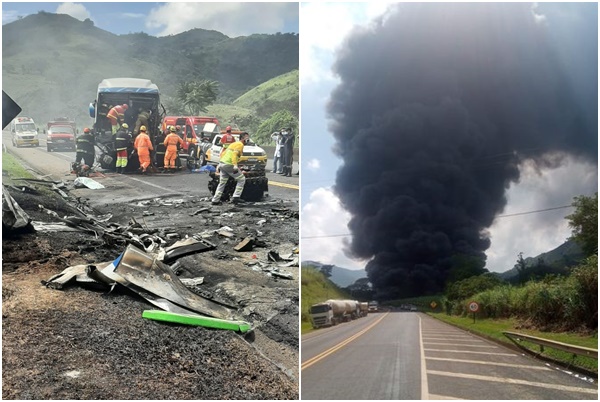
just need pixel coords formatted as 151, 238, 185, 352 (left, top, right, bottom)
74, 127, 95, 169
134, 125, 153, 174
134, 108, 151, 137
211, 132, 250, 205
163, 126, 184, 173
115, 123, 131, 173
107, 104, 128, 135
220, 126, 235, 156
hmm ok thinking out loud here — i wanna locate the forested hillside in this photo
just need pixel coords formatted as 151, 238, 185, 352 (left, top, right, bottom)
2, 11, 298, 129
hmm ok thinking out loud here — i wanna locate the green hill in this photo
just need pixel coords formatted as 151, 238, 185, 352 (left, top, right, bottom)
234, 70, 299, 119
301, 266, 350, 330
2, 11, 298, 129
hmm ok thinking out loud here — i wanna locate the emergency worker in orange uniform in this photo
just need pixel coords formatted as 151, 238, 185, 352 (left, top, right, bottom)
134, 125, 154, 174
163, 126, 184, 173
107, 104, 128, 134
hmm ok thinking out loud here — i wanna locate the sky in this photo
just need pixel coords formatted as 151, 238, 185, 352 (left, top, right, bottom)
300, 2, 598, 273
1, 2, 299, 37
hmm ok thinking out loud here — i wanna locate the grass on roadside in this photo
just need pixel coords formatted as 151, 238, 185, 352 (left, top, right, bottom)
2, 151, 36, 184
429, 312, 598, 374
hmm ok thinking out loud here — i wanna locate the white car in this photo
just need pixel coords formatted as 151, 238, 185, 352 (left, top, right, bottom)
206, 134, 267, 167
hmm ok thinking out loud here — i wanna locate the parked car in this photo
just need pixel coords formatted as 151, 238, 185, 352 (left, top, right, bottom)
205, 132, 267, 168
47, 119, 76, 152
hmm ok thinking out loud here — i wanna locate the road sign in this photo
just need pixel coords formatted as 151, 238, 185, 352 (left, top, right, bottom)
468, 301, 479, 313
430, 301, 437, 309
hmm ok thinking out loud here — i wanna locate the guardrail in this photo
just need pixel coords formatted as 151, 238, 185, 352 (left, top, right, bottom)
503, 331, 598, 359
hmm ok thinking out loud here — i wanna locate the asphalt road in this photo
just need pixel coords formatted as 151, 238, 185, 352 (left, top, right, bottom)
3, 130, 299, 205
301, 312, 598, 400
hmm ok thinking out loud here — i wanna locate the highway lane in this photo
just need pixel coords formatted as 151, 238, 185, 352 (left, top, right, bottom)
301, 312, 598, 400
302, 312, 423, 400
3, 130, 298, 205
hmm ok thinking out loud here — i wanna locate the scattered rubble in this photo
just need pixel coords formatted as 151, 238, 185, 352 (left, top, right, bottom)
3, 174, 299, 399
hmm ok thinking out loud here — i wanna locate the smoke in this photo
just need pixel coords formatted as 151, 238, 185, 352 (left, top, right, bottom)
327, 3, 597, 299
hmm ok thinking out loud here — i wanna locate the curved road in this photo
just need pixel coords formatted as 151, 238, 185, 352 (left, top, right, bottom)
301, 312, 598, 400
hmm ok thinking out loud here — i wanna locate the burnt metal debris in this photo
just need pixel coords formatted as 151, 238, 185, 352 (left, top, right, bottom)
2, 185, 33, 233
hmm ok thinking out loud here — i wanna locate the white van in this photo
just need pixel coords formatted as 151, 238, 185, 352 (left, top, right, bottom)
11, 117, 39, 147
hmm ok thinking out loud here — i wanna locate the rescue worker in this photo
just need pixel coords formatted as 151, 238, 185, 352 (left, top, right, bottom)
134, 125, 153, 174
211, 132, 250, 205
280, 128, 295, 177
115, 123, 132, 173
163, 126, 184, 173
74, 127, 95, 168
270, 131, 284, 173
107, 103, 128, 134
134, 108, 151, 137
220, 126, 235, 157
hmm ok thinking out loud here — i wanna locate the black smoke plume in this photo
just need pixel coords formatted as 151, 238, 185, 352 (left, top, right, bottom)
328, 3, 597, 299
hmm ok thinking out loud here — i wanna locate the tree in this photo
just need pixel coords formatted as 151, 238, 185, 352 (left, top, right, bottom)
176, 80, 219, 115
445, 273, 503, 301
566, 193, 598, 256
515, 251, 527, 283
254, 109, 298, 145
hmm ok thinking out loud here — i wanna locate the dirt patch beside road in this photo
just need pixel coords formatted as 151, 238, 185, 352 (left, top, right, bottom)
2, 177, 299, 399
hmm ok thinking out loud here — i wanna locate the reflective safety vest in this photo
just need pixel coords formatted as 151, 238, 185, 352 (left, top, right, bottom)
220, 141, 244, 165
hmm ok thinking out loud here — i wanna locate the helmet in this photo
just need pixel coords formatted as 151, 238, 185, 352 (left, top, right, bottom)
140, 125, 147, 132
83, 127, 91, 133
170, 126, 176, 132
121, 123, 129, 129
226, 126, 231, 132
176, 125, 181, 130
122, 104, 129, 110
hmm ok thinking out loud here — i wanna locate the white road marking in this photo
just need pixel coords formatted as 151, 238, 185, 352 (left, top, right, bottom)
427, 370, 598, 395
428, 393, 463, 400
425, 348, 516, 356
126, 176, 176, 192
426, 357, 552, 370
419, 316, 430, 400
423, 342, 495, 348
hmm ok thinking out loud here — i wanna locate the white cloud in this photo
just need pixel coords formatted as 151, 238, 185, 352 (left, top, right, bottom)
301, 2, 395, 85
301, 187, 364, 270
146, 3, 297, 37
306, 158, 321, 171
56, 3, 92, 22
2, 10, 20, 25
486, 158, 597, 272
531, 3, 548, 25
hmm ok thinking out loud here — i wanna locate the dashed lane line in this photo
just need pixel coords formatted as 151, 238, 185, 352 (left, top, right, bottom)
427, 370, 598, 395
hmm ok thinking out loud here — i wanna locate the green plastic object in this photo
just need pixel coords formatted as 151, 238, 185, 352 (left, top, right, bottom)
142, 310, 251, 333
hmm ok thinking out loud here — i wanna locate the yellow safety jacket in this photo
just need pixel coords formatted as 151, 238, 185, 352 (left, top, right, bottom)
220, 141, 244, 165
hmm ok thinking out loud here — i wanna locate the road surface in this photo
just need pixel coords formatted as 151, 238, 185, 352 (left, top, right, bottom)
301, 312, 598, 400
3, 130, 298, 206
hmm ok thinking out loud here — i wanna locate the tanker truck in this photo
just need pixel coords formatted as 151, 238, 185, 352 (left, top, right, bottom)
359, 302, 369, 317
309, 299, 360, 329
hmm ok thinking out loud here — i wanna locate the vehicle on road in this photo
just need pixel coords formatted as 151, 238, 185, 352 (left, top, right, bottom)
161, 116, 221, 170
309, 299, 361, 329
359, 301, 369, 317
47, 118, 76, 151
11, 117, 39, 148
368, 300, 379, 312
89, 78, 164, 171
205, 132, 267, 168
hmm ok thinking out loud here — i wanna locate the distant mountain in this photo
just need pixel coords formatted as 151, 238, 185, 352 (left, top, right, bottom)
302, 260, 367, 288
498, 239, 584, 281
2, 11, 298, 128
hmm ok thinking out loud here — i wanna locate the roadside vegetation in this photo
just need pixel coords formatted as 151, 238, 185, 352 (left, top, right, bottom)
2, 151, 35, 182
301, 266, 351, 333
402, 192, 598, 374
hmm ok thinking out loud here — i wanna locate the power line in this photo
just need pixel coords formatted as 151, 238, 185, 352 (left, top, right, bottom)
301, 204, 575, 240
